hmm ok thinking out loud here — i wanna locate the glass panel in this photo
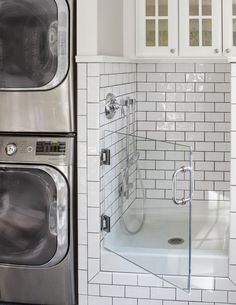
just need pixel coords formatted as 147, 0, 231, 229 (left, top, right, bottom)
158, 20, 168, 46
158, 0, 168, 16
0, 0, 58, 88
0, 168, 57, 265
233, 19, 236, 46
103, 130, 193, 291
190, 19, 199, 46
189, 0, 199, 16
202, 0, 212, 16
233, 0, 236, 16
146, 0, 155, 16
146, 20, 156, 47
202, 19, 212, 46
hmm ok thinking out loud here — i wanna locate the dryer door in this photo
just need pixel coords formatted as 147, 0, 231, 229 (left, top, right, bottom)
0, 165, 69, 266
0, 0, 69, 90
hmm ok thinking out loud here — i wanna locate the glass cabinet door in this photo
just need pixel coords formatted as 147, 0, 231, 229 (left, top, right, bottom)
0, 0, 68, 90
223, 0, 236, 56
136, 0, 178, 56
179, 0, 222, 56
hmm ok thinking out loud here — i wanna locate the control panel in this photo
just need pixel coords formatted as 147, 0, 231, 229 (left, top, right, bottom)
4, 141, 66, 156
0, 137, 73, 166
36, 141, 66, 155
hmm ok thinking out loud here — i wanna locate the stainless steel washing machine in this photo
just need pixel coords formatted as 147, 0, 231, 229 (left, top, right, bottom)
0, 135, 75, 305
0, 0, 75, 133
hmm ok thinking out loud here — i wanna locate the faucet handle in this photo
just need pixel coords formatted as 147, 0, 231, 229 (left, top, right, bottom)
105, 93, 120, 119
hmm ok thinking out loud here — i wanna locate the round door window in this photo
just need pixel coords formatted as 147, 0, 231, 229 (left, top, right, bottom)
0, 0, 68, 89
0, 168, 58, 265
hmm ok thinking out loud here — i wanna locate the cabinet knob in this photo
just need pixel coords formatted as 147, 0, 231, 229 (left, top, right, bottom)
214, 48, 220, 54
225, 48, 231, 54
170, 49, 175, 54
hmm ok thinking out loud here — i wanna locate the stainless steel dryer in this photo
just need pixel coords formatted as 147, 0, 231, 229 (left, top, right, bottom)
0, 135, 75, 305
0, 0, 75, 133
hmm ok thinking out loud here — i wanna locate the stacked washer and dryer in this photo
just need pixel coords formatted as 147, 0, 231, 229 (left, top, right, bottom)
0, 0, 76, 304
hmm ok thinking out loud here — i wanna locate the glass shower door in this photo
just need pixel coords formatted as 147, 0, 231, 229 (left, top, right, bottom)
102, 131, 193, 291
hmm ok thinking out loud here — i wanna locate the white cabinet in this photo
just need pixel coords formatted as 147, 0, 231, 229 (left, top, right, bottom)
179, 0, 222, 57
223, 0, 236, 56
136, 0, 178, 56
136, 0, 233, 58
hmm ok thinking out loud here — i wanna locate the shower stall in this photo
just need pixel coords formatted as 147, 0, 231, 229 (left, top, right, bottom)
100, 91, 230, 292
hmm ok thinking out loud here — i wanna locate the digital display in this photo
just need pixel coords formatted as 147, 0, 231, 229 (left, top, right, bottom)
36, 141, 66, 155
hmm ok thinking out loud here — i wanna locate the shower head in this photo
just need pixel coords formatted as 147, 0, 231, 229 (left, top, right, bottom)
128, 152, 140, 165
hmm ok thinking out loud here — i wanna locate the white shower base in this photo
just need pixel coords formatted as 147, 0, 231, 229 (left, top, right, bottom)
106, 200, 229, 278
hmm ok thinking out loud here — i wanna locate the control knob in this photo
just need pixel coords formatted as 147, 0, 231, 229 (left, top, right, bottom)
6, 143, 17, 156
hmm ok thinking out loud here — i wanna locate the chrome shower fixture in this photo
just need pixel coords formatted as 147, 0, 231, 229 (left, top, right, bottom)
119, 168, 134, 200
105, 93, 135, 119
128, 152, 140, 166
105, 93, 120, 119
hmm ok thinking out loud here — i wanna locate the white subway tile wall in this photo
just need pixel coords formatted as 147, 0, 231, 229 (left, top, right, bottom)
230, 63, 236, 287
136, 63, 230, 204
99, 63, 137, 235
77, 62, 236, 305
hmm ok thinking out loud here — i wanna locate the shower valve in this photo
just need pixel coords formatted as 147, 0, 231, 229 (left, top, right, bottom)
105, 93, 121, 119
105, 94, 135, 119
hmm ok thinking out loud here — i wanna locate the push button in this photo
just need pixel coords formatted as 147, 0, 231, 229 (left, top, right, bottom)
27, 146, 33, 153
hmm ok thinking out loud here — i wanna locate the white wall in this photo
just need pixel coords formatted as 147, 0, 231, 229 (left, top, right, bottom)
123, 0, 136, 57
77, 0, 98, 55
77, 0, 124, 57
98, 0, 123, 56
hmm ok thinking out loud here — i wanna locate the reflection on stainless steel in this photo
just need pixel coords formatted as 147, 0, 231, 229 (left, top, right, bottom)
0, 136, 75, 305
49, 21, 59, 56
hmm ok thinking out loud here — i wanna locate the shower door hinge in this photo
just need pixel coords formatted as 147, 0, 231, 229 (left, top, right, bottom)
101, 214, 111, 232
100, 149, 111, 166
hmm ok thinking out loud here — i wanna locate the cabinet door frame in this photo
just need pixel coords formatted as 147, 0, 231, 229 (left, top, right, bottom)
136, 0, 178, 57
179, 0, 222, 57
223, 0, 236, 56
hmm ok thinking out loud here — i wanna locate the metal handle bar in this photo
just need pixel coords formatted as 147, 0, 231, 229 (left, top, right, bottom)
172, 166, 193, 205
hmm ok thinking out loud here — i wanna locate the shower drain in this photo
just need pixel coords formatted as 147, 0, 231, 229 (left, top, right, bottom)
168, 238, 185, 245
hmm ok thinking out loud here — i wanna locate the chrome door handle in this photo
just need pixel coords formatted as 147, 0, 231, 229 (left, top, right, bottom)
172, 166, 193, 205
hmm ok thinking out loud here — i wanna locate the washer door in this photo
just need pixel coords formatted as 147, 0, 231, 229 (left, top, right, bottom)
0, 0, 69, 90
0, 165, 69, 266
